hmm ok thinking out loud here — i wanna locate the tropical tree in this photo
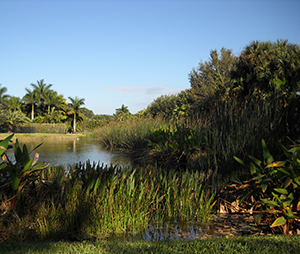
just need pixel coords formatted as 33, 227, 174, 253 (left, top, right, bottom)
43, 107, 67, 123
3, 96, 22, 111
44, 90, 66, 115
67, 96, 85, 133
231, 40, 300, 97
114, 104, 131, 121
0, 109, 30, 132
30, 79, 53, 112
22, 88, 37, 120
0, 84, 10, 107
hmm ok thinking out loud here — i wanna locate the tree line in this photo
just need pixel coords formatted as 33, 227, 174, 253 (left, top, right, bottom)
145, 40, 300, 122
0, 79, 85, 133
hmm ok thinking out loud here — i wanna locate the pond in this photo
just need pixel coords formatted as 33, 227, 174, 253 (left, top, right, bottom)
6, 137, 130, 168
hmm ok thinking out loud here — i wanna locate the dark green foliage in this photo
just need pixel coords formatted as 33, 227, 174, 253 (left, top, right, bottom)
188, 48, 238, 112
145, 90, 189, 119
13, 123, 67, 134
146, 124, 206, 170
232, 40, 300, 97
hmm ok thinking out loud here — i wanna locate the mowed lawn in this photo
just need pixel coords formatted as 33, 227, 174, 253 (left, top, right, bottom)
1, 235, 300, 254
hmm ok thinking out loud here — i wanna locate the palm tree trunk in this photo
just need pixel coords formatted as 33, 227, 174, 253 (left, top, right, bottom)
31, 103, 34, 120
73, 113, 76, 133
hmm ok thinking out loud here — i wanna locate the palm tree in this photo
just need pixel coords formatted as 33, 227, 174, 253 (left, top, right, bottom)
115, 104, 131, 121
68, 96, 85, 133
0, 84, 10, 107
0, 109, 30, 132
44, 90, 66, 115
30, 79, 53, 112
3, 96, 22, 111
23, 88, 36, 120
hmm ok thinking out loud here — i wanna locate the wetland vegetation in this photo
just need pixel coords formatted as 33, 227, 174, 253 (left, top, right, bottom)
1, 40, 300, 251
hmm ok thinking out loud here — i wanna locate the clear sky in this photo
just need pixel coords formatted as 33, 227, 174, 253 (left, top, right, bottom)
1, 0, 299, 115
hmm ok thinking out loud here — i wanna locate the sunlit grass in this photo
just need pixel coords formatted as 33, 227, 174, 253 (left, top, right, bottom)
2, 235, 300, 254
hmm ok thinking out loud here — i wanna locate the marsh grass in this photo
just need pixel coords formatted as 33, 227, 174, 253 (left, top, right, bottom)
87, 117, 167, 150
90, 95, 298, 182
1, 162, 216, 241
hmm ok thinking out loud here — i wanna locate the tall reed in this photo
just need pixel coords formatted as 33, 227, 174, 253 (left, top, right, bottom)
198, 94, 299, 176
2, 162, 216, 241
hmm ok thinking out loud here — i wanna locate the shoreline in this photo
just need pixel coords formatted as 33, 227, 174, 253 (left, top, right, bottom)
0, 133, 84, 142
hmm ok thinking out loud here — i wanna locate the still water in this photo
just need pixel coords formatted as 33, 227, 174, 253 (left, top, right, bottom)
6, 137, 129, 168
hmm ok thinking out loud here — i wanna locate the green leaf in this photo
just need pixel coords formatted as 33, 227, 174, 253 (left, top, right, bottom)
255, 213, 263, 225
265, 161, 286, 169
274, 188, 288, 195
262, 139, 274, 165
249, 155, 262, 168
249, 162, 256, 175
10, 169, 19, 191
277, 167, 291, 177
23, 158, 33, 173
261, 178, 271, 192
280, 143, 293, 161
284, 207, 299, 219
0, 134, 14, 155
234, 156, 246, 167
271, 216, 286, 227
283, 177, 292, 189
261, 199, 280, 208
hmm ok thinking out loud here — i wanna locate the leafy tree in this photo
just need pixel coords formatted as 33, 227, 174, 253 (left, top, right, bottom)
188, 48, 238, 110
145, 94, 178, 118
232, 40, 300, 97
67, 96, 85, 133
81, 107, 94, 118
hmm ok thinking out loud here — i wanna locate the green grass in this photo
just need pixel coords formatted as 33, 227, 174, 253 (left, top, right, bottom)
1, 235, 300, 253
0, 133, 84, 142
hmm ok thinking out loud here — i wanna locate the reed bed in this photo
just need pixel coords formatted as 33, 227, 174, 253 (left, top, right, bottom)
88, 117, 168, 150
1, 162, 216, 241
89, 95, 299, 183
199, 94, 299, 176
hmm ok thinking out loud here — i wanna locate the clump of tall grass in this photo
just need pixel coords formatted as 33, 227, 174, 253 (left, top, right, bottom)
89, 93, 299, 182
197, 93, 300, 176
87, 117, 168, 150
1, 161, 216, 241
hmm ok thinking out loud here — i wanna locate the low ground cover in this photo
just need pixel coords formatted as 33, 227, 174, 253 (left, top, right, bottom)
1, 235, 300, 254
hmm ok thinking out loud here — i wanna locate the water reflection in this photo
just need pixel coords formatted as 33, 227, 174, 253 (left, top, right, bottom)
6, 138, 130, 168
108, 221, 217, 242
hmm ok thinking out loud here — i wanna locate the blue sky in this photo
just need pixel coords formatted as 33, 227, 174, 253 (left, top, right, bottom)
1, 0, 299, 115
